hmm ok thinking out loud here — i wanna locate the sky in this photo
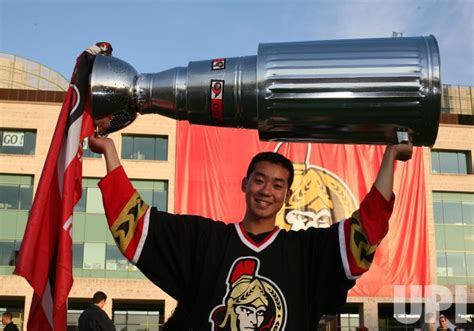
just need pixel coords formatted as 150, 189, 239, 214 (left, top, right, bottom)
0, 0, 473, 86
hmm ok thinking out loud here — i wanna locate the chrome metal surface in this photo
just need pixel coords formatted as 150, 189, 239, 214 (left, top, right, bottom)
90, 55, 138, 118
90, 35, 441, 146
256, 36, 441, 145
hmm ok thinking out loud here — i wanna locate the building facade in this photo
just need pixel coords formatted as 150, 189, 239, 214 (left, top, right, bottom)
0, 53, 472, 330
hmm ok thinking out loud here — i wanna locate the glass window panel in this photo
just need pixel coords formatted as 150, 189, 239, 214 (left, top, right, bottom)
83, 243, 105, 269
19, 185, 33, 210
431, 151, 440, 173
148, 312, 159, 324
153, 191, 168, 212
462, 201, 474, 225
113, 311, 127, 324
127, 312, 147, 324
86, 188, 104, 214
134, 136, 155, 160
72, 243, 84, 268
436, 252, 447, 277
121, 136, 133, 159
446, 252, 466, 277
444, 226, 466, 251
75, 188, 87, 212
443, 201, 463, 224
464, 227, 474, 251
24, 131, 36, 155
466, 253, 474, 277
0, 241, 15, 265
155, 136, 168, 161
0, 185, 19, 209
435, 225, 446, 250
67, 310, 83, 327
457, 153, 468, 174
439, 152, 459, 173
106, 244, 128, 270
433, 201, 444, 224
121, 135, 168, 161
138, 189, 153, 204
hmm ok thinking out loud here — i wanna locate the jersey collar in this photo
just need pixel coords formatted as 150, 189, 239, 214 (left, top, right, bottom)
235, 222, 281, 253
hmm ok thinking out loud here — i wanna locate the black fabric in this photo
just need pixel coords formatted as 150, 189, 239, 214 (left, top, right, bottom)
137, 212, 355, 331
78, 305, 115, 331
4, 322, 19, 331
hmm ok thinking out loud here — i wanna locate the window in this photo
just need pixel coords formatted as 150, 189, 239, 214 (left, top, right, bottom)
431, 150, 470, 174
67, 309, 83, 331
0, 129, 36, 155
434, 192, 474, 283
0, 241, 20, 266
83, 243, 105, 269
433, 192, 473, 225
121, 135, 168, 161
114, 310, 160, 331
0, 174, 33, 210
82, 137, 101, 158
72, 243, 84, 269
106, 244, 129, 270
132, 179, 168, 212
113, 301, 165, 331
339, 313, 359, 330
74, 178, 104, 214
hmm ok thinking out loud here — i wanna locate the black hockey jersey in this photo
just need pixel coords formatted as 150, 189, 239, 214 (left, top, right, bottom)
99, 166, 394, 330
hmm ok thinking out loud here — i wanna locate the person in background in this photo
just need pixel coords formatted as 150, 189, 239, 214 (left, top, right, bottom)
78, 291, 116, 331
1, 312, 19, 331
438, 314, 454, 331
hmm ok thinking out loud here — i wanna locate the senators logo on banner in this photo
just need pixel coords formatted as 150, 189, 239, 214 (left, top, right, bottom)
274, 143, 357, 231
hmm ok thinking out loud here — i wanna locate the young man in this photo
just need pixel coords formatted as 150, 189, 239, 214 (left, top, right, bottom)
78, 291, 115, 331
88, 133, 412, 330
1, 312, 19, 331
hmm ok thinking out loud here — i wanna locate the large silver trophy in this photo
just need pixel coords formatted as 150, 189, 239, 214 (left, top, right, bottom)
90, 36, 441, 146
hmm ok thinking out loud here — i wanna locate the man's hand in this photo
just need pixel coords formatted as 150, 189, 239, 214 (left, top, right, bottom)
387, 141, 414, 162
88, 134, 121, 173
88, 134, 115, 154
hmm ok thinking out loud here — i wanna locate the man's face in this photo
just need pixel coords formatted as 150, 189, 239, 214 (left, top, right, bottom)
2, 315, 9, 325
242, 161, 290, 223
235, 305, 266, 330
440, 317, 447, 327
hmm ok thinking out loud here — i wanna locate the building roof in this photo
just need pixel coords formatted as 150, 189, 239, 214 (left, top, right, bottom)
0, 52, 69, 92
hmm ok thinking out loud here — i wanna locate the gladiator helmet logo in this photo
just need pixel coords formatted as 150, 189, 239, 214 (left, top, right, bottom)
210, 257, 287, 330
275, 143, 357, 231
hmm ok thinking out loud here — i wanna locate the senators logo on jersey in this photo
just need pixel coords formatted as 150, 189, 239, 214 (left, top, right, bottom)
210, 257, 287, 330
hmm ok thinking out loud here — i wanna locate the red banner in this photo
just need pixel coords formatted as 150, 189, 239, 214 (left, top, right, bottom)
175, 122, 430, 297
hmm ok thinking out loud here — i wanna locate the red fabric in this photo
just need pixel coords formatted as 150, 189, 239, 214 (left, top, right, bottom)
175, 121, 430, 297
98, 166, 136, 228
343, 185, 394, 277
14, 52, 95, 331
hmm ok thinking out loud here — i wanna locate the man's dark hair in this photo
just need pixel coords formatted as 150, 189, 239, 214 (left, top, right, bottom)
246, 152, 294, 187
2, 311, 12, 319
92, 291, 107, 304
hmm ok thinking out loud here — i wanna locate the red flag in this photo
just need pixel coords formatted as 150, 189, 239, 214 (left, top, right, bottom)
14, 50, 96, 331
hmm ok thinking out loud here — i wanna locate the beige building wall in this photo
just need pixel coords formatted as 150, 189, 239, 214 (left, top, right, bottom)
0, 98, 179, 323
